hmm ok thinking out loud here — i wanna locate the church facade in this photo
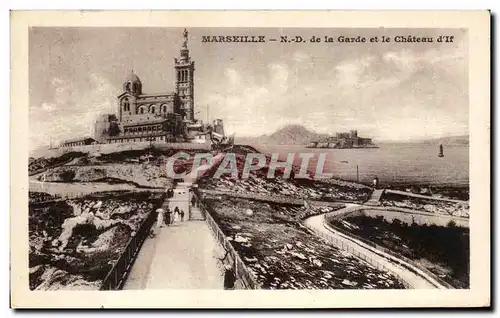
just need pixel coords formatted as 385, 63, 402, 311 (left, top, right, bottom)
93, 29, 197, 144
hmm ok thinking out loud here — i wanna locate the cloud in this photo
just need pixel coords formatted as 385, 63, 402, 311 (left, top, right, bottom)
40, 102, 56, 112
204, 43, 468, 141
292, 51, 311, 63
225, 68, 241, 89
269, 63, 289, 93
30, 73, 118, 149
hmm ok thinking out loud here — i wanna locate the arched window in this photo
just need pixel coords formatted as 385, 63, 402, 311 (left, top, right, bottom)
123, 98, 130, 112
140, 107, 144, 114
162, 105, 167, 113
126, 83, 131, 92
150, 105, 156, 113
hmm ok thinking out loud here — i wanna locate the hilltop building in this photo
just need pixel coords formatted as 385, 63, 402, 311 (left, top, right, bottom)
92, 29, 195, 145
58, 29, 231, 149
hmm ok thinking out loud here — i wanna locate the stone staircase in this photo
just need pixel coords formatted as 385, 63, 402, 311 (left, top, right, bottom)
190, 206, 205, 221
365, 189, 385, 206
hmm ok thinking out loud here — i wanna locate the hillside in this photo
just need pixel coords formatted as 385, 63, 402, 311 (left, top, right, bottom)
236, 124, 328, 145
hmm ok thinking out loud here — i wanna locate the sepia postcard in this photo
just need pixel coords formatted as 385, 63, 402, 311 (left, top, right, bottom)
10, 10, 490, 308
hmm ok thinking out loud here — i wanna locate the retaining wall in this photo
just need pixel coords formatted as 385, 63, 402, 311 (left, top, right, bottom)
329, 206, 469, 228
37, 141, 211, 159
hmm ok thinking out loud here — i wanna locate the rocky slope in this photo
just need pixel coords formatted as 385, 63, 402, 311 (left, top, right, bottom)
29, 191, 162, 290
204, 195, 406, 289
39, 164, 172, 188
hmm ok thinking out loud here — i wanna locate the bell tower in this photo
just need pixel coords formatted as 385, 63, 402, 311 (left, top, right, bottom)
174, 29, 195, 122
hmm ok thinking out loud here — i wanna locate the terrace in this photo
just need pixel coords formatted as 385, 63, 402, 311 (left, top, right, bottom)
381, 191, 469, 218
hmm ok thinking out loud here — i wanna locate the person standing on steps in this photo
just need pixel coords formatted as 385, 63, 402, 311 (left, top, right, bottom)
173, 206, 180, 225
191, 195, 196, 208
152, 208, 164, 236
164, 207, 171, 226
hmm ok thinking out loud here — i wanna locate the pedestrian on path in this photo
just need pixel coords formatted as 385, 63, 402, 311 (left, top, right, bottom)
153, 208, 164, 236
180, 209, 185, 222
223, 264, 236, 290
164, 208, 171, 226
173, 207, 180, 224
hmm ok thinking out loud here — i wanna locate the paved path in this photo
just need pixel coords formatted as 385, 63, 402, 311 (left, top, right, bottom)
365, 189, 385, 206
124, 220, 224, 289
122, 231, 159, 289
304, 211, 440, 289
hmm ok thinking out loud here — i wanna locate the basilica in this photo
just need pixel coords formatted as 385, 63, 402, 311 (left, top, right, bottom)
59, 29, 229, 149
91, 29, 198, 145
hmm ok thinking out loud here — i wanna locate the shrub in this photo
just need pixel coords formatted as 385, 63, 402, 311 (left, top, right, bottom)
60, 169, 76, 182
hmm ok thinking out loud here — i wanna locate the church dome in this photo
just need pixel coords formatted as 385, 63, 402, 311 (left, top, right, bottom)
123, 70, 142, 95
125, 71, 142, 84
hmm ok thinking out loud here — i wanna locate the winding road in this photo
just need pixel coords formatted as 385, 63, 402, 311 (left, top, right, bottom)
304, 205, 444, 289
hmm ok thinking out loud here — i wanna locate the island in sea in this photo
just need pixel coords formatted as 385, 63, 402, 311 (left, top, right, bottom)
307, 130, 377, 149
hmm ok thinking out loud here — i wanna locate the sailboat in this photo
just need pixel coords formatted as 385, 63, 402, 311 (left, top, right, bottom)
438, 144, 444, 157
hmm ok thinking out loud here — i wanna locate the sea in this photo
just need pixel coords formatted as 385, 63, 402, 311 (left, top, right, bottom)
253, 143, 469, 187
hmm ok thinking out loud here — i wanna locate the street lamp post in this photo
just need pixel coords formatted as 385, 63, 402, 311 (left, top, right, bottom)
340, 161, 359, 183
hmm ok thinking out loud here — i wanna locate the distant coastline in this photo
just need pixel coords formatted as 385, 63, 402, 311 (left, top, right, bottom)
235, 124, 469, 147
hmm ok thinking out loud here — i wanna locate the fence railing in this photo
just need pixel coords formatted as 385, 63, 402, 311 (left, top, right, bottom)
100, 196, 164, 290
194, 192, 261, 289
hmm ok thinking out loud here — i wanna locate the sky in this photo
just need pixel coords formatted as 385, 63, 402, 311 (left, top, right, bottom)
29, 27, 468, 151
